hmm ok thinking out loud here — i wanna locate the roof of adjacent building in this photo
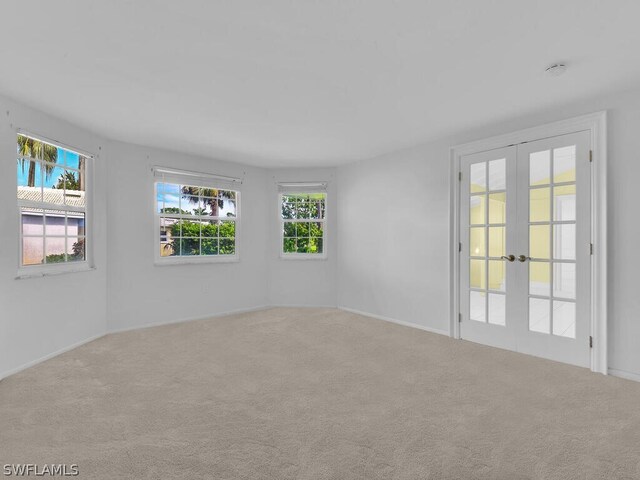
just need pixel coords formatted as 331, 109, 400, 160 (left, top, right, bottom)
17, 186, 85, 209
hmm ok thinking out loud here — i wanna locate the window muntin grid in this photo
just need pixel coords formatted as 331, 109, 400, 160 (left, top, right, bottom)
281, 193, 326, 255
156, 182, 238, 258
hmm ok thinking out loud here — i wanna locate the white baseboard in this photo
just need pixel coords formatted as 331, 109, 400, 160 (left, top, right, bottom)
0, 332, 105, 381
608, 368, 640, 383
338, 306, 450, 337
107, 305, 272, 334
269, 304, 337, 309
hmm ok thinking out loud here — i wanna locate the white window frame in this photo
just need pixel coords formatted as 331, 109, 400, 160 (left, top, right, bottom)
16, 132, 94, 279
278, 183, 328, 260
153, 167, 241, 265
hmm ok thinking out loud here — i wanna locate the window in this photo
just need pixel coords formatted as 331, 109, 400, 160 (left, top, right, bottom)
279, 184, 327, 257
17, 134, 90, 269
155, 168, 240, 262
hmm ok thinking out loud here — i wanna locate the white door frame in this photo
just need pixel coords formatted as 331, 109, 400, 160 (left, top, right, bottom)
449, 111, 607, 374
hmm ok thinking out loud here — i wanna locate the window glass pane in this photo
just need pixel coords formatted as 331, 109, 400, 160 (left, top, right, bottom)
220, 221, 235, 238
530, 150, 550, 186
554, 263, 576, 299
44, 165, 65, 205
17, 159, 43, 202
160, 187, 181, 213
283, 238, 296, 253
202, 220, 219, 238
22, 236, 44, 266
200, 197, 216, 216
488, 293, 505, 326
530, 225, 550, 259
488, 158, 506, 191
470, 195, 485, 225
45, 237, 67, 263
470, 163, 486, 193
296, 198, 312, 219
63, 169, 84, 207
470, 259, 486, 289
469, 227, 485, 257
202, 238, 219, 255
488, 192, 505, 224
554, 184, 576, 222
530, 187, 550, 222
553, 301, 576, 338
180, 238, 200, 256
181, 195, 200, 215
309, 194, 326, 219
67, 237, 85, 262
180, 219, 201, 238
529, 262, 550, 297
160, 219, 178, 257
309, 195, 324, 218
68, 213, 85, 237
308, 221, 324, 239
469, 291, 486, 322
312, 237, 324, 254
296, 236, 310, 253
219, 195, 237, 217
22, 210, 44, 235
219, 238, 235, 255
283, 222, 296, 237
553, 146, 576, 183
161, 217, 181, 238
44, 211, 67, 236
488, 260, 505, 292
295, 222, 308, 237
282, 202, 296, 219
64, 151, 81, 169
488, 227, 505, 258
529, 298, 550, 334
553, 224, 576, 260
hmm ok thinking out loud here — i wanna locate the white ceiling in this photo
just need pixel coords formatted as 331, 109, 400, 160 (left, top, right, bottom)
1, 1, 639, 167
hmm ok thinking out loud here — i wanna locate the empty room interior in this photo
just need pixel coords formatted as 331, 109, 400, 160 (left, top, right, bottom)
2, 1, 640, 478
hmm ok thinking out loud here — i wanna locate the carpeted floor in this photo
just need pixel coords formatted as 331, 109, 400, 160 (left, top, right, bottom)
1, 307, 640, 479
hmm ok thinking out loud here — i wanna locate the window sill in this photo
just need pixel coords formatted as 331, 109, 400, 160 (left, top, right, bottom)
16, 263, 96, 280
279, 254, 328, 261
154, 255, 240, 266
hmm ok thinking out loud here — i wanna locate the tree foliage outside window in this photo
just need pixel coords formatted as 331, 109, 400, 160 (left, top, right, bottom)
281, 193, 326, 255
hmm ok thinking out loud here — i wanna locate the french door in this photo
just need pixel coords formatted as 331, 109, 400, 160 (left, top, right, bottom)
459, 131, 591, 368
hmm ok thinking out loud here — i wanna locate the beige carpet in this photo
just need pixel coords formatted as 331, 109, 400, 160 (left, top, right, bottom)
1, 307, 640, 479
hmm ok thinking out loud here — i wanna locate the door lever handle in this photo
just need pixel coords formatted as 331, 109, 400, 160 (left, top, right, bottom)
518, 255, 531, 262
501, 255, 515, 262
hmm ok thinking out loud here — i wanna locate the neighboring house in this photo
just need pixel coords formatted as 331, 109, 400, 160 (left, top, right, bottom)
160, 218, 178, 256
18, 186, 86, 265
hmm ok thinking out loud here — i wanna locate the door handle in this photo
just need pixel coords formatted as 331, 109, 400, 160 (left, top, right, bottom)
518, 255, 531, 262
501, 255, 515, 262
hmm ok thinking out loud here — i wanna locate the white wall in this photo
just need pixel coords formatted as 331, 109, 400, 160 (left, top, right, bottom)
106, 141, 270, 332
337, 86, 640, 378
0, 95, 337, 378
0, 95, 108, 379
3, 86, 640, 381
267, 168, 337, 307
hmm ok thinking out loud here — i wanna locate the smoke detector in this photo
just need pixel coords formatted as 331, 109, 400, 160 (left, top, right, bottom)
545, 64, 568, 77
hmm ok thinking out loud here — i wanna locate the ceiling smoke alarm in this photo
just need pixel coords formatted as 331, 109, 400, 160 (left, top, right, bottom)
545, 64, 568, 77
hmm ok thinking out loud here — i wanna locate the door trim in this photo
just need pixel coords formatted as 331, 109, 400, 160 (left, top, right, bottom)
449, 111, 607, 374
